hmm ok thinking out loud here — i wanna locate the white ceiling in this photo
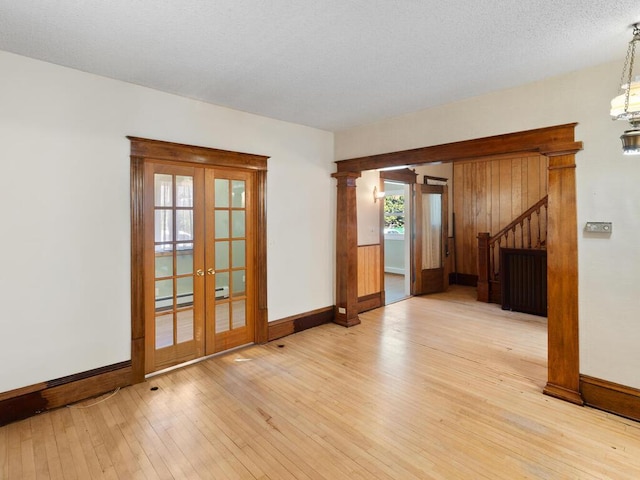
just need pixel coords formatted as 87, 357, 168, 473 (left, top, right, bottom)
0, 1, 638, 131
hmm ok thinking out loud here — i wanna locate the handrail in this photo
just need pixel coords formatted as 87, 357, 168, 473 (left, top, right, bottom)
477, 195, 548, 303
489, 195, 548, 246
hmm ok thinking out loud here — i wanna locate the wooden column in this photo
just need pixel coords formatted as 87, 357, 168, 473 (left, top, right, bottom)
477, 232, 490, 302
130, 155, 145, 384
332, 172, 361, 327
255, 169, 269, 343
542, 145, 583, 405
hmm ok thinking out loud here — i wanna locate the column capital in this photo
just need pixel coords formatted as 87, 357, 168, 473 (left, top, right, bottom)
331, 171, 361, 187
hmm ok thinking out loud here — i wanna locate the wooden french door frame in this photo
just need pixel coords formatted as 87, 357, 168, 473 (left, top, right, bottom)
412, 183, 449, 296
129, 137, 269, 383
334, 123, 583, 406
379, 169, 418, 305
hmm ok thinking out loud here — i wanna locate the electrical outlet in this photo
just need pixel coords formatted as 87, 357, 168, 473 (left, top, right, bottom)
585, 222, 612, 233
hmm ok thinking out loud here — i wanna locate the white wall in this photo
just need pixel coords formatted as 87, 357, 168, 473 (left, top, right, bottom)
336, 60, 640, 390
356, 170, 380, 245
0, 51, 335, 393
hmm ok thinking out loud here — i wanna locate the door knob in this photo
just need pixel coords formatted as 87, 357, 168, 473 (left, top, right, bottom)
207, 268, 215, 275
196, 269, 204, 276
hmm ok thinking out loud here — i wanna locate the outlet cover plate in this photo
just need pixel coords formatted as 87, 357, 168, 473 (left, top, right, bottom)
585, 222, 612, 233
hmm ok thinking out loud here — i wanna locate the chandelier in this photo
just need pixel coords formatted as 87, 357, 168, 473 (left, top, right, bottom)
611, 24, 640, 155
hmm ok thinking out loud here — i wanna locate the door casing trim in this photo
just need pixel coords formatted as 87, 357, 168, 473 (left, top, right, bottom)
129, 137, 269, 383
334, 124, 583, 405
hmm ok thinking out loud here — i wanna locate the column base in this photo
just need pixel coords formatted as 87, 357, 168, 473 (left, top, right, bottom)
333, 309, 361, 327
543, 382, 584, 406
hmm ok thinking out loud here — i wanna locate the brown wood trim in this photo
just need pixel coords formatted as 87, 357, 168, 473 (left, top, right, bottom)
0, 392, 48, 427
543, 383, 584, 406
128, 137, 268, 171
130, 137, 270, 379
477, 233, 490, 302
581, 375, 640, 422
540, 141, 583, 157
357, 292, 383, 312
0, 362, 131, 427
336, 123, 578, 172
267, 306, 334, 341
548, 164, 577, 171
380, 168, 418, 183
255, 169, 269, 343
332, 172, 361, 327
130, 155, 145, 384
0, 382, 47, 403
489, 280, 501, 305
335, 123, 582, 406
45, 361, 130, 388
378, 180, 386, 306
423, 175, 449, 183
544, 152, 581, 405
44, 366, 131, 408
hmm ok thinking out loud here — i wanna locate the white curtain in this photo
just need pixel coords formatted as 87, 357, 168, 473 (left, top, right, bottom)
422, 193, 442, 269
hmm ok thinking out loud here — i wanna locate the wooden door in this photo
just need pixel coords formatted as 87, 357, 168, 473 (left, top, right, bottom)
144, 162, 255, 373
204, 168, 255, 354
412, 183, 448, 295
144, 163, 205, 372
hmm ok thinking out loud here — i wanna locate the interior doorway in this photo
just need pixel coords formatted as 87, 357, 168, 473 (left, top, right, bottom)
412, 180, 449, 296
382, 181, 411, 304
129, 137, 269, 382
144, 162, 256, 373
334, 123, 582, 405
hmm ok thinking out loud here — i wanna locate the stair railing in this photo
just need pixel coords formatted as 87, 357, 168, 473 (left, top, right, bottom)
477, 195, 548, 302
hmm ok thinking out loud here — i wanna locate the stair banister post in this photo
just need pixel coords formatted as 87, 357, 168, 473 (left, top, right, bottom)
477, 232, 491, 302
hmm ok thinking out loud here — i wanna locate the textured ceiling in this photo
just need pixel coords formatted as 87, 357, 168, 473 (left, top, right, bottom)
0, 1, 639, 131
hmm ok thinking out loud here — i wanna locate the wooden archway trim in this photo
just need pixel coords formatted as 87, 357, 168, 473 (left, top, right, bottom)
379, 168, 418, 183
129, 137, 269, 383
336, 123, 578, 172
333, 123, 583, 406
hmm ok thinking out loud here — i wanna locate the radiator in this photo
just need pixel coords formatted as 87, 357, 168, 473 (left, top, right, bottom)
500, 247, 547, 317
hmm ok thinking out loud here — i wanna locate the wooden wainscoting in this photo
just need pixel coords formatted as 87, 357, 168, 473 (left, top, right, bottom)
0, 362, 132, 427
357, 244, 381, 297
357, 244, 383, 312
453, 153, 548, 278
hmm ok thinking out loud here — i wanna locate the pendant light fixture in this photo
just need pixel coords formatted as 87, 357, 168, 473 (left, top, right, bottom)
611, 24, 640, 155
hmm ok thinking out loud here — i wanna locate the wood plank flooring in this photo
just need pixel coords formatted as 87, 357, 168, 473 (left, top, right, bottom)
2, 286, 640, 479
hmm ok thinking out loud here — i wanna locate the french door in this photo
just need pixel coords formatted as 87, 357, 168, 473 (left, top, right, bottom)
144, 161, 255, 373
412, 183, 448, 295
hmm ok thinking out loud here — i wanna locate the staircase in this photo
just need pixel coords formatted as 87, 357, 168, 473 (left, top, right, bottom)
477, 195, 548, 303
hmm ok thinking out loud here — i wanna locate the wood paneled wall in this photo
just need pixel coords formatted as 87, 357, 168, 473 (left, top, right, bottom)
357, 244, 381, 297
453, 154, 548, 276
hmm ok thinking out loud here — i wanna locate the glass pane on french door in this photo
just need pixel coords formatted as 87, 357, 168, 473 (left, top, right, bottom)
153, 172, 196, 350
146, 162, 253, 371
145, 161, 205, 374
421, 192, 443, 269
206, 170, 252, 353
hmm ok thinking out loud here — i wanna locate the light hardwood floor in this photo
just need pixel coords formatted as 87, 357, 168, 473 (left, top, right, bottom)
2, 286, 640, 479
